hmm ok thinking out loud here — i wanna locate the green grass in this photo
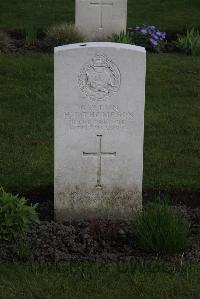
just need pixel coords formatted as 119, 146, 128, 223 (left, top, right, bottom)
0, 0, 200, 33
128, 0, 200, 33
0, 0, 75, 32
144, 53, 200, 191
0, 53, 199, 193
0, 262, 199, 298
0, 54, 53, 192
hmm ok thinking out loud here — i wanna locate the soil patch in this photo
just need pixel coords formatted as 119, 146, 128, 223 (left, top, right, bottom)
0, 206, 199, 263
2, 29, 179, 54
2, 187, 197, 263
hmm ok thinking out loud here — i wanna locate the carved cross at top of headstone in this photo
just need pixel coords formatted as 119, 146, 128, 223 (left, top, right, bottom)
83, 135, 116, 187
90, 0, 113, 29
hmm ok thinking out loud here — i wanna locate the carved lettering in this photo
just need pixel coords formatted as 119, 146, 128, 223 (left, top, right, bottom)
64, 104, 134, 130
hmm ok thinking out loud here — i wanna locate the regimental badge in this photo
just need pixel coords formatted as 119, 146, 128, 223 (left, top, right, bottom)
78, 53, 121, 101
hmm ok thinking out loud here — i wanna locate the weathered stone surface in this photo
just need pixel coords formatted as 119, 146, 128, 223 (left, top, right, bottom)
75, 0, 127, 40
54, 42, 146, 221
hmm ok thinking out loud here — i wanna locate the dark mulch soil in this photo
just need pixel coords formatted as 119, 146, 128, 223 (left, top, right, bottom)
0, 185, 200, 262
2, 184, 198, 263
4, 40, 178, 54
1, 187, 197, 263
2, 29, 179, 54
0, 205, 199, 263
4, 39, 48, 54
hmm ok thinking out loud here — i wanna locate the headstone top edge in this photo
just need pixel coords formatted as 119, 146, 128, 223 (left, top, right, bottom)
54, 42, 146, 54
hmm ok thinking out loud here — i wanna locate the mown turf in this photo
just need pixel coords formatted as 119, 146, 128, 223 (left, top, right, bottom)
0, 54, 53, 193
0, 262, 199, 299
0, 53, 199, 193
0, 0, 200, 33
128, 0, 200, 33
144, 53, 200, 191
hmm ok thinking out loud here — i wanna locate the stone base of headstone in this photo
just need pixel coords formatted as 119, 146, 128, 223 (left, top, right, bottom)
55, 188, 142, 221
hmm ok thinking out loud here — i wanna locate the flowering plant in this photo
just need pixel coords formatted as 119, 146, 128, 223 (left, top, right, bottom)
128, 24, 166, 51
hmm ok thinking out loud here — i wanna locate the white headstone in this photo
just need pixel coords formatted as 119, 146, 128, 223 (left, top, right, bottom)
54, 42, 146, 221
75, 0, 127, 40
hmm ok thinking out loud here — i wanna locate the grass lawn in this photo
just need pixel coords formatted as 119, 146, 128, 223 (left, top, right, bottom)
0, 53, 199, 194
0, 0, 200, 33
0, 54, 53, 193
0, 262, 199, 298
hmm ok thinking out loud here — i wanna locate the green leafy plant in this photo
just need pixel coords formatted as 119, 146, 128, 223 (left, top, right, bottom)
133, 201, 190, 255
0, 30, 11, 52
177, 28, 200, 56
111, 31, 133, 44
0, 188, 39, 241
45, 23, 84, 49
25, 27, 37, 47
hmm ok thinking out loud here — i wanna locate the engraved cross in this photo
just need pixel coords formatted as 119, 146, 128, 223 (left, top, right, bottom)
83, 135, 116, 187
90, 0, 113, 29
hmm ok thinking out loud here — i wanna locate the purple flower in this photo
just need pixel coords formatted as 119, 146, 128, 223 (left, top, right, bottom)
151, 33, 159, 40
149, 38, 158, 46
140, 29, 148, 34
156, 31, 166, 39
148, 25, 156, 30
132, 23, 166, 48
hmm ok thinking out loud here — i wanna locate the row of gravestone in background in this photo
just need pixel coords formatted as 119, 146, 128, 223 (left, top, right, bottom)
75, 0, 127, 40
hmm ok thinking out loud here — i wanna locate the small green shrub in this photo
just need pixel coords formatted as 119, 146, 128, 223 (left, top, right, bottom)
0, 30, 11, 52
133, 201, 190, 255
45, 23, 84, 49
177, 28, 200, 56
0, 189, 39, 241
25, 28, 37, 46
112, 31, 133, 44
